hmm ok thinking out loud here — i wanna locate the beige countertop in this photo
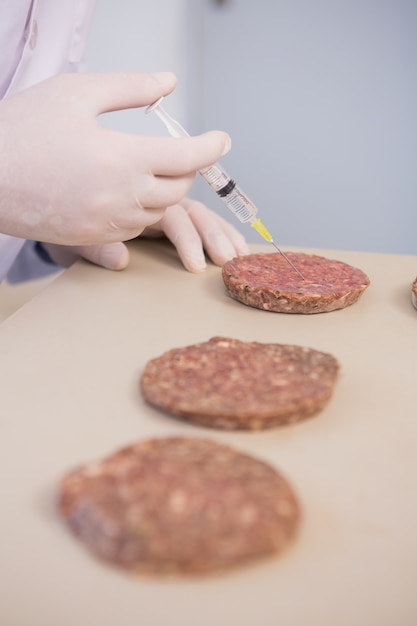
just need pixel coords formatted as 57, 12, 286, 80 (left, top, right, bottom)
0, 240, 416, 626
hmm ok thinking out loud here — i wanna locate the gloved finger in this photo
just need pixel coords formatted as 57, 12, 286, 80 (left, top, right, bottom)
155, 204, 208, 273
133, 173, 195, 211
181, 198, 250, 264
131, 132, 231, 177
71, 71, 177, 115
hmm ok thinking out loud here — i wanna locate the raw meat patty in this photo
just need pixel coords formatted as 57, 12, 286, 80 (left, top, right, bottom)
140, 337, 340, 430
222, 252, 370, 313
58, 437, 300, 575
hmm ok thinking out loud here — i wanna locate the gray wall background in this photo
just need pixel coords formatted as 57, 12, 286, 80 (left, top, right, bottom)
87, 0, 417, 254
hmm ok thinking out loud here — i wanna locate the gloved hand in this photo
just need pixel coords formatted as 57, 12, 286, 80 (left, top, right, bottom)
41, 199, 250, 272
0, 71, 231, 245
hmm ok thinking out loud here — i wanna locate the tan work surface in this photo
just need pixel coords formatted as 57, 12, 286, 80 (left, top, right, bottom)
0, 240, 416, 626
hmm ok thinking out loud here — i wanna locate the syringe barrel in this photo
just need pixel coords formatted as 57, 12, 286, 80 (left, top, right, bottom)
199, 164, 258, 224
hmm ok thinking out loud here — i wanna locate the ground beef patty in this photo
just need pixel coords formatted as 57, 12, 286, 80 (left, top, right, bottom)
222, 252, 370, 314
140, 337, 339, 430
58, 437, 300, 575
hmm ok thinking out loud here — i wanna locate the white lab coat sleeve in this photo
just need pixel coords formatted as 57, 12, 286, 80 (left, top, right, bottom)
0, 0, 97, 283
0, 235, 27, 282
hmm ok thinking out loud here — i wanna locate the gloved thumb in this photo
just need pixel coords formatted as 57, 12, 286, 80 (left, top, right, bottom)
42, 242, 130, 270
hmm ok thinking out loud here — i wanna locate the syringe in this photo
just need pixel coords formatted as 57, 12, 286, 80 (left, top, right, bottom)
145, 97, 304, 279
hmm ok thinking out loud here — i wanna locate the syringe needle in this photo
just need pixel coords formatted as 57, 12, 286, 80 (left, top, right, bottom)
251, 219, 305, 279
270, 241, 305, 280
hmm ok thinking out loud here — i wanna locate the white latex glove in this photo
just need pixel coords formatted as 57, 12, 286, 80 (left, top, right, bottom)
0, 71, 231, 245
41, 199, 250, 272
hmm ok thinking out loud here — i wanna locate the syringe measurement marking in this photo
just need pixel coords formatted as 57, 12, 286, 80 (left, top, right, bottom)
222, 195, 255, 222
